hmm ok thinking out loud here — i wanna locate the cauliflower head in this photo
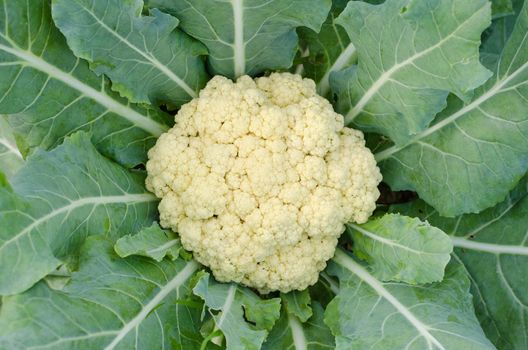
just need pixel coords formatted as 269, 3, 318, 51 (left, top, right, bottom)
146, 73, 382, 293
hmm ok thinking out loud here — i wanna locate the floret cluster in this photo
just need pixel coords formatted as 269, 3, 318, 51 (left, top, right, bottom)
146, 73, 381, 292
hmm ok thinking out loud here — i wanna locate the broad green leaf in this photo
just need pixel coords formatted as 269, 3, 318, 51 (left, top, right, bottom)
0, 117, 23, 179
0, 171, 9, 189
262, 302, 335, 350
364, 133, 394, 155
481, 0, 522, 68
146, 0, 331, 79
0, 237, 202, 350
0, 132, 158, 296
282, 290, 312, 323
481, 18, 514, 68
43, 264, 72, 291
0, 0, 170, 167
332, 0, 492, 144
115, 222, 181, 262
347, 213, 453, 284
298, 0, 385, 94
297, 0, 354, 96
325, 249, 496, 350
52, 0, 208, 108
391, 180, 528, 349
193, 273, 281, 350
376, 1, 528, 216
491, 0, 514, 18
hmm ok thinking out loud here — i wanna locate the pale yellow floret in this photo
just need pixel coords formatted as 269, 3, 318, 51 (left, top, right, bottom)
146, 72, 382, 293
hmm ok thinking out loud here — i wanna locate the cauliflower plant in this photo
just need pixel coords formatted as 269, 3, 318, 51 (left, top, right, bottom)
146, 73, 381, 293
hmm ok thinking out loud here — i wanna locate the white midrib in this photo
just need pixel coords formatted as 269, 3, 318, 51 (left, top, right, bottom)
146, 239, 180, 256
318, 42, 356, 96
0, 136, 22, 159
451, 237, 528, 255
320, 272, 339, 295
375, 59, 528, 162
0, 44, 167, 136
288, 313, 307, 350
216, 284, 236, 327
0, 193, 156, 251
80, 6, 197, 99
348, 223, 446, 256
333, 249, 446, 350
27, 331, 119, 350
345, 7, 485, 124
104, 260, 200, 350
231, 0, 245, 77
356, 195, 528, 255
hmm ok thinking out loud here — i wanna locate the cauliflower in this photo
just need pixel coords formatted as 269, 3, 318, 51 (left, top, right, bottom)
146, 73, 382, 293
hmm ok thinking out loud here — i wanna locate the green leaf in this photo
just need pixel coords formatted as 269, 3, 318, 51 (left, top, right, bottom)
0, 171, 10, 189
0, 132, 158, 296
146, 0, 331, 79
0, 0, 170, 167
43, 264, 72, 291
391, 180, 528, 349
376, 1, 528, 216
481, 18, 514, 68
0, 117, 23, 179
325, 249, 496, 350
51, 0, 208, 108
193, 273, 281, 350
282, 289, 312, 323
332, 0, 492, 144
481, 0, 522, 68
297, 0, 354, 96
491, 0, 514, 18
347, 213, 453, 284
0, 236, 202, 350
262, 302, 335, 350
298, 0, 389, 94
115, 222, 181, 262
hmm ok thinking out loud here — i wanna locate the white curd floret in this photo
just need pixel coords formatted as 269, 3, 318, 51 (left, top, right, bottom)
146, 73, 382, 293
